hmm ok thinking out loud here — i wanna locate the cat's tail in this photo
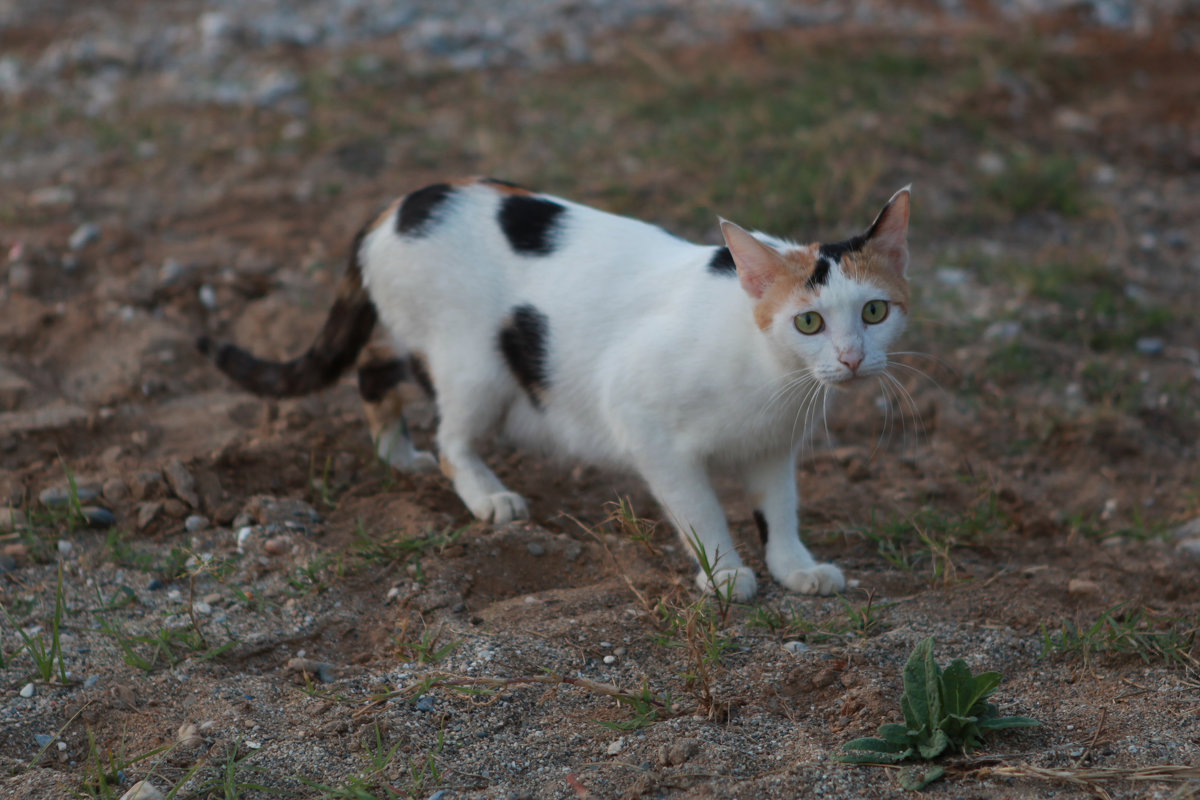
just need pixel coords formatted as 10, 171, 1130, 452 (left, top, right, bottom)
196, 228, 376, 397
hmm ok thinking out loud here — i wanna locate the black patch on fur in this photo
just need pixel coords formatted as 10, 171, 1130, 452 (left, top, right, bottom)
498, 305, 550, 407
753, 510, 769, 546
409, 354, 436, 398
397, 183, 454, 237
198, 228, 377, 397
708, 246, 736, 276
817, 233, 868, 266
805, 257, 833, 291
483, 177, 525, 190
498, 196, 566, 256
357, 359, 408, 403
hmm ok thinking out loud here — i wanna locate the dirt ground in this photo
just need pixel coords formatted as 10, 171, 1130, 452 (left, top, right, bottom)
2, 3, 1200, 799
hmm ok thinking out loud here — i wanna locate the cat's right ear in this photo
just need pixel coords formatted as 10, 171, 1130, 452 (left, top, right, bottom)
720, 219, 785, 299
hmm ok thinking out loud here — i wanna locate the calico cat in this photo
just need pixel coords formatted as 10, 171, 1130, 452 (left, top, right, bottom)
198, 177, 911, 601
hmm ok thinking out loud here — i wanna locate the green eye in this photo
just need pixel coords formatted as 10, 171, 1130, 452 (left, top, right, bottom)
794, 311, 824, 335
862, 300, 889, 324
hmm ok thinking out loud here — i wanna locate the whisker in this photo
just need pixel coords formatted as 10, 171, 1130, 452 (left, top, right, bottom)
884, 371, 927, 451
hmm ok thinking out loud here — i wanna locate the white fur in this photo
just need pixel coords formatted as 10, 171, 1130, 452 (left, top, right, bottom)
360, 183, 909, 599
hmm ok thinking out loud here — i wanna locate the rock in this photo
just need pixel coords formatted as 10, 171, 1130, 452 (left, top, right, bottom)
136, 502, 161, 530
0, 405, 89, 436
162, 498, 189, 518
184, 514, 210, 533
1067, 578, 1101, 596
39, 483, 99, 507
130, 471, 163, 501
82, 506, 117, 528
30, 186, 76, 207
415, 696, 437, 713
34, 733, 54, 747
0, 506, 27, 531
57, 539, 73, 554
120, 781, 165, 800
286, 657, 340, 684
526, 541, 545, 557
783, 640, 810, 655
606, 737, 625, 756
102, 477, 129, 504
177, 723, 203, 748
1176, 539, 1200, 562
1136, 337, 1164, 356
198, 284, 218, 310
263, 536, 288, 555
193, 601, 212, 615
1172, 518, 1200, 540
163, 459, 200, 508
0, 365, 31, 411
68, 222, 101, 250
20, 682, 35, 698
603, 654, 617, 665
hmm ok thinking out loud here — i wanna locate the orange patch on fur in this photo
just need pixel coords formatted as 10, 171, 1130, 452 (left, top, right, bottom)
367, 198, 401, 234
438, 453, 456, 480
840, 247, 910, 310
362, 391, 406, 438
752, 245, 820, 330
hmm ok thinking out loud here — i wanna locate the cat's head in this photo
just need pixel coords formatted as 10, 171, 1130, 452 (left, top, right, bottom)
720, 187, 910, 387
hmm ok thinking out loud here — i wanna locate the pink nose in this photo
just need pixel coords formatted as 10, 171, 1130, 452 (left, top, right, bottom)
839, 353, 863, 373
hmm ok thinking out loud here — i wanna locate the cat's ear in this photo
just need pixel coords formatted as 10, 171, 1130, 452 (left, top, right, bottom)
863, 185, 911, 277
720, 218, 785, 299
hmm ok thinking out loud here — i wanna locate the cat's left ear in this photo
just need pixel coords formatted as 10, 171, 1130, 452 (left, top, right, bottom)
864, 185, 911, 277
720, 218, 786, 299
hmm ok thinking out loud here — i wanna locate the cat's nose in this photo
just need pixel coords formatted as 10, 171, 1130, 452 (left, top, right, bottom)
838, 352, 863, 373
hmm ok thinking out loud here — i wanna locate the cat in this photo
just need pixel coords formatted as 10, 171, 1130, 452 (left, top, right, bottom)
198, 177, 911, 601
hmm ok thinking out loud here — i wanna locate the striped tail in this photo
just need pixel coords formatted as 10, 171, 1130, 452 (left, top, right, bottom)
197, 228, 377, 397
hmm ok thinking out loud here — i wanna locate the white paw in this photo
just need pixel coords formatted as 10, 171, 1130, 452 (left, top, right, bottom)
472, 491, 529, 525
389, 449, 438, 474
697, 566, 758, 602
781, 563, 845, 595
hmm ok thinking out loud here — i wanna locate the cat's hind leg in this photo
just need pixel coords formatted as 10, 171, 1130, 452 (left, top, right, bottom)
744, 451, 844, 595
430, 361, 528, 524
357, 354, 438, 473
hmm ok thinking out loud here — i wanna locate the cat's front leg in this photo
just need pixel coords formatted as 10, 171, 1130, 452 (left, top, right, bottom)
744, 451, 845, 595
635, 456, 758, 601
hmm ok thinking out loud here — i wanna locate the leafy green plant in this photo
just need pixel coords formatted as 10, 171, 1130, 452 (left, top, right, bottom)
838, 637, 1039, 790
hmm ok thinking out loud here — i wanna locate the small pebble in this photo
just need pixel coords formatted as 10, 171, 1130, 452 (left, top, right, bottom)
0, 507, 28, 531
603, 654, 617, 665
19, 683, 35, 698
39, 484, 99, 507
34, 733, 54, 747
57, 538, 73, 554
1136, 337, 1164, 356
120, 781, 165, 800
193, 601, 212, 615
526, 541, 546, 557
184, 514, 210, 533
783, 640, 810, 654
1068, 578, 1101, 596
84, 675, 100, 689
82, 506, 117, 528
415, 696, 437, 713
68, 222, 101, 250
607, 737, 624, 756
178, 723, 203, 748
263, 536, 288, 555
198, 284, 218, 310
